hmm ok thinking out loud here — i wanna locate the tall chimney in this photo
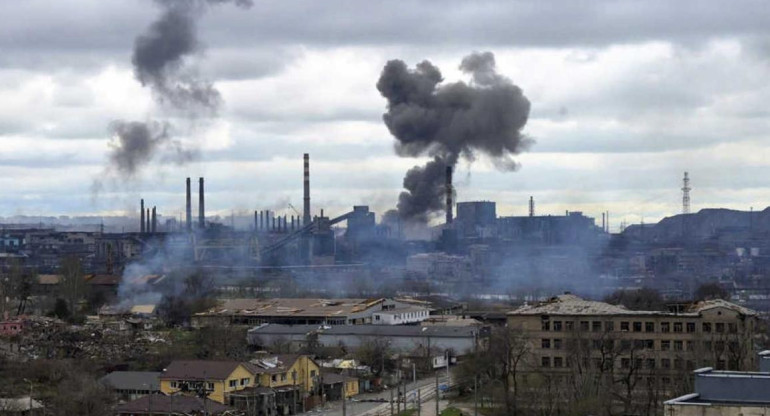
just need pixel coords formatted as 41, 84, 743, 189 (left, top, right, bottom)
146, 208, 150, 233
445, 166, 453, 224
260, 211, 264, 230
254, 211, 258, 231
529, 196, 535, 217
198, 177, 205, 229
151, 206, 157, 233
303, 153, 310, 225
602, 212, 606, 232
185, 177, 192, 231
140, 199, 145, 233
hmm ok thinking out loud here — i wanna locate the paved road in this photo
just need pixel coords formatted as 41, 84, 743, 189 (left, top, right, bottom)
297, 372, 451, 416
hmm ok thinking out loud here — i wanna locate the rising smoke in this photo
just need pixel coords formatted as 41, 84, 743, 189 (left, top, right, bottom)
104, 0, 252, 180
377, 51, 532, 223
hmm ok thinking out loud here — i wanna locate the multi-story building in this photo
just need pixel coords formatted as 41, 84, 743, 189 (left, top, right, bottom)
507, 294, 759, 378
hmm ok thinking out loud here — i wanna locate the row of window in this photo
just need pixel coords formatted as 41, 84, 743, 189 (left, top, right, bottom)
540, 356, 737, 371
541, 338, 741, 352
541, 319, 738, 334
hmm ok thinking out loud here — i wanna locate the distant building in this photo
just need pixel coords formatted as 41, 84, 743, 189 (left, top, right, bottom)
456, 201, 497, 239
191, 298, 417, 327
665, 366, 770, 416
372, 306, 430, 325
497, 211, 601, 245
247, 324, 487, 355
0, 396, 44, 415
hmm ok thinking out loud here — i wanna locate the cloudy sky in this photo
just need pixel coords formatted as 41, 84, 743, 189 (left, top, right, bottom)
2, 0, 770, 230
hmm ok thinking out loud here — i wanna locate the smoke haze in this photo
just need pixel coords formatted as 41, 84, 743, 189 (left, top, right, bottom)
377, 51, 532, 222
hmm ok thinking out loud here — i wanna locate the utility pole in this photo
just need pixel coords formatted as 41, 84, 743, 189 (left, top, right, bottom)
417, 388, 422, 416
435, 369, 439, 416
390, 388, 394, 416
474, 375, 478, 416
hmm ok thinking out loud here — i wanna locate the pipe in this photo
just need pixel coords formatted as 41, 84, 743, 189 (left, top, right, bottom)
186, 177, 192, 231
140, 199, 145, 233
303, 153, 310, 226
445, 166, 453, 224
198, 177, 205, 229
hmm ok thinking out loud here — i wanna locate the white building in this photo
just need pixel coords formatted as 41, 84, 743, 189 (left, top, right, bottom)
372, 307, 430, 325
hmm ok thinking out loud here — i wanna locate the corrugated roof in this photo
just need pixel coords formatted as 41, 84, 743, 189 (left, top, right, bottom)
247, 324, 480, 338
196, 298, 385, 318
114, 394, 232, 414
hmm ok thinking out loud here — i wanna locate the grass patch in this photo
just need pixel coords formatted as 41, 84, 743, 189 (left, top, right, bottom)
441, 407, 463, 416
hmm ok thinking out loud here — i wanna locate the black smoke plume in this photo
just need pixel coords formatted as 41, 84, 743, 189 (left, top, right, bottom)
377, 51, 532, 223
103, 0, 252, 182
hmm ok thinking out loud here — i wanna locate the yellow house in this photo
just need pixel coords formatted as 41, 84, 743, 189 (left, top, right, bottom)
247, 354, 321, 394
321, 373, 359, 399
159, 361, 256, 404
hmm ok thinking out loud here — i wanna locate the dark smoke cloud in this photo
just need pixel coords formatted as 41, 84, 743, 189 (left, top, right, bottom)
377, 51, 532, 222
98, 0, 252, 188
132, 0, 253, 115
108, 120, 198, 176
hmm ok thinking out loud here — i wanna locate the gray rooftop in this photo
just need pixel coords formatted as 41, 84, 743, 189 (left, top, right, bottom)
666, 368, 770, 406
99, 371, 160, 391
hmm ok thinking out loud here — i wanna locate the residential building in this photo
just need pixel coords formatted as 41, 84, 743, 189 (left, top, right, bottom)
320, 374, 359, 401
507, 294, 759, 378
99, 371, 160, 401
159, 361, 256, 404
665, 367, 770, 416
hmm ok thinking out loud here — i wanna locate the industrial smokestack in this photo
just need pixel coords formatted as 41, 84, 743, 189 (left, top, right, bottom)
602, 212, 606, 232
529, 196, 535, 217
146, 208, 150, 233
254, 211, 258, 231
445, 166, 453, 224
303, 153, 310, 225
186, 177, 192, 231
151, 206, 157, 233
198, 177, 205, 229
140, 199, 145, 233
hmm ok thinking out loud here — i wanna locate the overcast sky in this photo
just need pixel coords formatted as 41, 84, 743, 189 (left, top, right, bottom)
2, 0, 770, 230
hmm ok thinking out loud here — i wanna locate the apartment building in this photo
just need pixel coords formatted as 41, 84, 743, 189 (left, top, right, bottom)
507, 294, 759, 379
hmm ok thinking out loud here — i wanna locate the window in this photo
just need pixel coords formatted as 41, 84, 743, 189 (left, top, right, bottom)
553, 339, 562, 350
542, 339, 551, 349
633, 322, 642, 332
271, 375, 277, 382
644, 339, 654, 350
310, 370, 317, 377
207, 383, 214, 390
673, 322, 683, 333
620, 340, 631, 351
661, 340, 670, 351
171, 381, 178, 388
592, 321, 602, 332
686, 360, 695, 370
541, 320, 550, 331
554, 357, 563, 368
240, 378, 250, 386
686, 322, 696, 333
674, 340, 683, 351
674, 359, 683, 370
661, 322, 670, 333
229, 380, 237, 388
281, 373, 287, 382
646, 359, 655, 369
620, 321, 630, 332
702, 322, 711, 333
565, 321, 574, 331
621, 358, 630, 369
553, 321, 562, 331
645, 322, 655, 332
541, 357, 551, 368
661, 358, 671, 369
605, 321, 614, 331
703, 341, 712, 351
715, 323, 725, 333
686, 341, 694, 351
633, 339, 644, 349
717, 360, 726, 370
728, 323, 737, 333
580, 321, 589, 331
592, 340, 602, 349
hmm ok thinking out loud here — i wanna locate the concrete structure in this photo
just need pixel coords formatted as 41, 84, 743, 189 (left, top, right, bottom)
665, 367, 770, 416
507, 294, 759, 376
247, 324, 487, 355
0, 397, 44, 415
192, 298, 415, 327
